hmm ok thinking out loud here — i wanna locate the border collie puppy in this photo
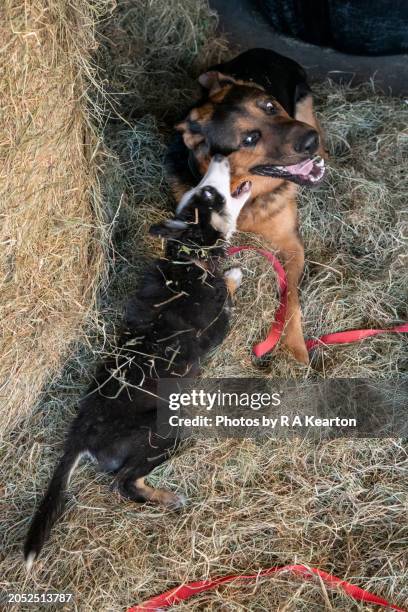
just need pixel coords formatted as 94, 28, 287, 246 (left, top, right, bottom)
24, 156, 251, 567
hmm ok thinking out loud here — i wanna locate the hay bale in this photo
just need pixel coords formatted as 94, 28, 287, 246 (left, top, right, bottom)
0, 0, 110, 432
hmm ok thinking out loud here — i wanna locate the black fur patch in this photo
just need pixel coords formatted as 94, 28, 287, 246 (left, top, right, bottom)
24, 185, 235, 561
208, 48, 311, 117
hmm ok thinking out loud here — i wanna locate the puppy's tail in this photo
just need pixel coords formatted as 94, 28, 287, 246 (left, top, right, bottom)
24, 447, 83, 569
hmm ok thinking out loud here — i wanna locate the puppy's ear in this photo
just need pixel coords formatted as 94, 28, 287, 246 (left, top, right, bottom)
198, 71, 236, 95
149, 219, 188, 239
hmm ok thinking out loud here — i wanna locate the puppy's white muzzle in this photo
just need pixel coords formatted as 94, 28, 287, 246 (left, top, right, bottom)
177, 155, 230, 213
197, 154, 231, 199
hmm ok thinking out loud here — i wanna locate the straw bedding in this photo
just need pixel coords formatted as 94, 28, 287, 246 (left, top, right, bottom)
0, 1, 407, 610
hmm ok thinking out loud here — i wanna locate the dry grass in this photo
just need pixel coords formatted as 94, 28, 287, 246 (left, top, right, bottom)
0, 0, 111, 434
1, 1, 407, 611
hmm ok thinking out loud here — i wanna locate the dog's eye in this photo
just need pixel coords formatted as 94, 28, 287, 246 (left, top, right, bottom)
259, 100, 277, 115
265, 101, 276, 114
241, 131, 260, 147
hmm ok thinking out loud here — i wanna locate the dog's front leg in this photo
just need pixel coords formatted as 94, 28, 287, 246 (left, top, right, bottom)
253, 202, 309, 365
274, 233, 309, 365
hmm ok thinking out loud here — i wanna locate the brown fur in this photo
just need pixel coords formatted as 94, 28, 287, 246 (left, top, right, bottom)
133, 478, 182, 508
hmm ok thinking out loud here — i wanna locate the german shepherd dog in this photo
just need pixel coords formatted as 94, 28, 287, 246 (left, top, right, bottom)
23, 157, 251, 567
167, 48, 326, 364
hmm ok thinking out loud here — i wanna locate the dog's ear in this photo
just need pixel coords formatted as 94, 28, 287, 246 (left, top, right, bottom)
175, 118, 205, 150
149, 219, 188, 239
198, 71, 236, 95
175, 103, 213, 151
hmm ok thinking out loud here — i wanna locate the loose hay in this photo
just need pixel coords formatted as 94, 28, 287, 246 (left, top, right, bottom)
0, 0, 111, 433
0, 1, 407, 611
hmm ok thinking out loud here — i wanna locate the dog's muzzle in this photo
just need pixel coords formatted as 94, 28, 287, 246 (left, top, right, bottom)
251, 156, 325, 186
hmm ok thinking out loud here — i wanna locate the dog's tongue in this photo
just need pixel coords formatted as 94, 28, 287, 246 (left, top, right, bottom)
282, 159, 314, 176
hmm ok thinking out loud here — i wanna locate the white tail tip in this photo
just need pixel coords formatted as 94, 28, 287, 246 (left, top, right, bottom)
25, 551, 36, 573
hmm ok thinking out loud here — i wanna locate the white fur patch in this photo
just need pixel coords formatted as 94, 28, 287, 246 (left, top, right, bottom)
210, 211, 230, 236
176, 156, 251, 239
173, 493, 187, 509
165, 219, 188, 230
224, 267, 243, 287
176, 187, 195, 214
67, 451, 92, 486
25, 551, 36, 573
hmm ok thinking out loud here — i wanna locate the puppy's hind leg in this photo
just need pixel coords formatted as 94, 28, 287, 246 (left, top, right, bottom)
224, 267, 243, 298
131, 476, 186, 509
114, 456, 186, 510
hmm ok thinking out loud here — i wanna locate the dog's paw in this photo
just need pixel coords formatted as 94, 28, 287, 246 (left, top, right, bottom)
224, 266, 243, 288
280, 311, 309, 366
288, 343, 310, 365
162, 491, 187, 511
224, 267, 243, 298
282, 336, 310, 365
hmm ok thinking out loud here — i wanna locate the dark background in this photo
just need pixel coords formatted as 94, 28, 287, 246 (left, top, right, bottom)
211, 0, 408, 94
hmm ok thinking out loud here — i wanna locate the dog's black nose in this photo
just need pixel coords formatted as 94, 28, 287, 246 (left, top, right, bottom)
295, 130, 319, 155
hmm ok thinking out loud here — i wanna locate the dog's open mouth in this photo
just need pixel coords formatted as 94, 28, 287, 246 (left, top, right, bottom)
250, 156, 325, 186
232, 180, 252, 198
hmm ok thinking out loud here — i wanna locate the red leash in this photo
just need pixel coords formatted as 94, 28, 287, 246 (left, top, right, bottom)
227, 245, 408, 358
128, 564, 405, 611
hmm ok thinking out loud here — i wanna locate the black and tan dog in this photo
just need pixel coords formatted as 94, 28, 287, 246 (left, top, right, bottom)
167, 48, 326, 364
23, 157, 251, 566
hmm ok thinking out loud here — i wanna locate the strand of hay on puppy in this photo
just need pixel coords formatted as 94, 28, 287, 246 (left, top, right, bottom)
0, 0, 112, 434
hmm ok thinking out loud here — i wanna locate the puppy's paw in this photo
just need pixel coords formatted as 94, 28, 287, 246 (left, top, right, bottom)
158, 490, 187, 511
224, 267, 243, 296
171, 492, 187, 510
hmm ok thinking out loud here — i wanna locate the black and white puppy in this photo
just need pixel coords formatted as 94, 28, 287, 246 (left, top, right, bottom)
24, 156, 251, 567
